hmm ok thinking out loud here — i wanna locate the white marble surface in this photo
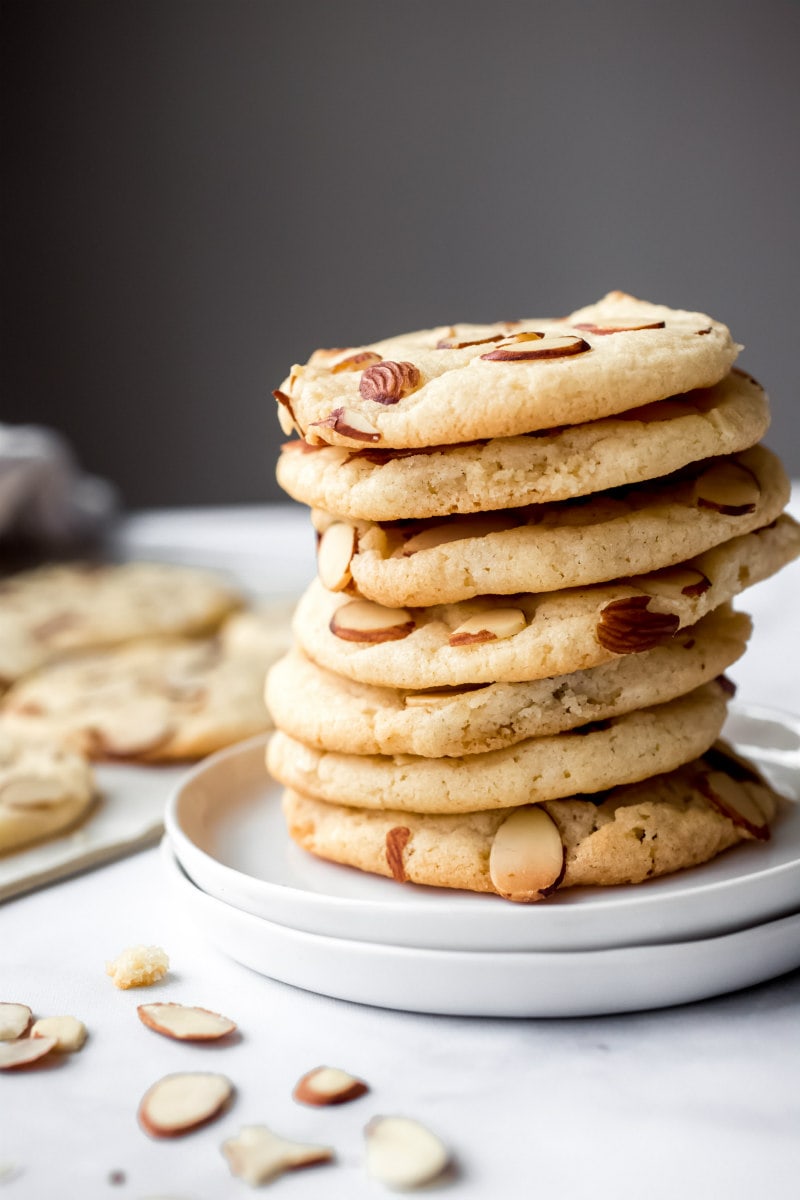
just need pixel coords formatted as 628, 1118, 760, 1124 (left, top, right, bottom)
3, 499, 800, 1199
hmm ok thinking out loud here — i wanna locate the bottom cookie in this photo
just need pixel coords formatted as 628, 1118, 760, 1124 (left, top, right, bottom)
282, 743, 780, 903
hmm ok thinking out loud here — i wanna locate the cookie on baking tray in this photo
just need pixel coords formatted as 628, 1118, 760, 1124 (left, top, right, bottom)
0, 727, 95, 854
282, 742, 781, 901
1, 633, 283, 762
310, 445, 788, 607
267, 680, 731, 814
275, 293, 739, 450
277, 369, 769, 521
0, 561, 243, 687
266, 607, 751, 758
292, 517, 800, 689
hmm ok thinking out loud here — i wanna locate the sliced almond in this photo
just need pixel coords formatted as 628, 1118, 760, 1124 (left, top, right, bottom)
572, 319, 665, 334
489, 806, 565, 901
309, 407, 381, 444
331, 350, 382, 373
0, 1003, 32, 1041
293, 1065, 368, 1107
698, 771, 770, 840
400, 514, 510, 556
435, 333, 505, 349
0, 1036, 57, 1070
317, 522, 358, 591
596, 595, 680, 653
481, 333, 590, 361
273, 388, 299, 436
449, 608, 526, 647
694, 461, 761, 515
30, 1016, 87, 1052
359, 360, 420, 405
0, 777, 71, 810
364, 1116, 449, 1191
138, 1072, 234, 1138
635, 567, 711, 601
222, 1125, 333, 1186
330, 600, 415, 644
137, 1002, 236, 1042
86, 715, 174, 760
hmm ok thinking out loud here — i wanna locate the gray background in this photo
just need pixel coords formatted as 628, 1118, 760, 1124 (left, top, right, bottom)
2, 0, 799, 508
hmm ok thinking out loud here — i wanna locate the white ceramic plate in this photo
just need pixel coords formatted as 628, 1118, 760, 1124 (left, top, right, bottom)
161, 838, 800, 1017
0, 761, 187, 902
165, 704, 800, 952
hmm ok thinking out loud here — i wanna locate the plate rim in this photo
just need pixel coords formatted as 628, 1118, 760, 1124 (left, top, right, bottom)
164, 703, 800, 945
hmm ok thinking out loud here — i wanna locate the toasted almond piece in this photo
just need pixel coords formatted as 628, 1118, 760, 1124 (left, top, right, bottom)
331, 350, 382, 373
293, 1065, 369, 1107
0, 776, 72, 810
106, 945, 169, 989
635, 567, 711, 601
572, 319, 665, 334
489, 806, 565, 901
138, 1072, 234, 1138
309, 407, 381, 444
273, 388, 299, 436
318, 522, 358, 591
400, 514, 510, 556
596, 596, 680, 654
30, 1016, 87, 1052
222, 1124, 334, 1186
481, 333, 590, 361
330, 600, 415, 644
698, 771, 770, 840
0, 1036, 57, 1070
435, 333, 505, 349
359, 360, 420, 405
449, 607, 526, 647
365, 1116, 449, 1191
694, 461, 760, 515
137, 1002, 236, 1042
0, 1003, 32, 1041
86, 714, 175, 760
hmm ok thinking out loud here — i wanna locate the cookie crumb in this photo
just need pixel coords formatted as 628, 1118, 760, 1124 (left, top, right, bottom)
106, 945, 169, 989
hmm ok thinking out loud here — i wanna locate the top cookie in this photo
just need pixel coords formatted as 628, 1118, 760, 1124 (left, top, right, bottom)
276, 293, 739, 449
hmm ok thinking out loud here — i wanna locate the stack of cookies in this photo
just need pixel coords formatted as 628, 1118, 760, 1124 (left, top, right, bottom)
266, 292, 800, 902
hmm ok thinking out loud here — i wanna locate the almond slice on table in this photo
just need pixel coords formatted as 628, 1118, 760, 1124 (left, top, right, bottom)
137, 1002, 236, 1042
0, 1003, 32, 1041
30, 1016, 87, 1052
449, 608, 526, 647
365, 1116, 450, 1190
0, 1036, 57, 1070
138, 1072, 234, 1138
330, 600, 415, 644
317, 522, 358, 591
222, 1125, 334, 1186
489, 806, 566, 901
293, 1065, 368, 1106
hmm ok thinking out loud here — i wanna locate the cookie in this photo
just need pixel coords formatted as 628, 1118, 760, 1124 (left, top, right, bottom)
0, 729, 95, 854
292, 516, 800, 689
276, 293, 738, 450
281, 742, 779, 900
266, 607, 750, 758
267, 680, 730, 814
311, 446, 788, 607
219, 603, 295, 661
277, 370, 768, 521
0, 562, 243, 687
1, 635, 277, 762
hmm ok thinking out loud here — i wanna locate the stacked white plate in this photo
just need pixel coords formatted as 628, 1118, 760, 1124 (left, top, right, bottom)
163, 705, 800, 1018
